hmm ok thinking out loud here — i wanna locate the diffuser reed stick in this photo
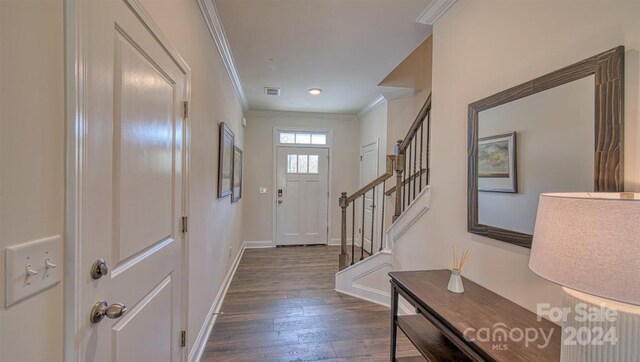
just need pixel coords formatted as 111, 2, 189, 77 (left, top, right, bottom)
452, 246, 472, 272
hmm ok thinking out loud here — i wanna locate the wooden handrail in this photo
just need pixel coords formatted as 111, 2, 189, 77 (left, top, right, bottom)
339, 92, 433, 269
398, 93, 431, 152
385, 168, 427, 196
344, 155, 395, 205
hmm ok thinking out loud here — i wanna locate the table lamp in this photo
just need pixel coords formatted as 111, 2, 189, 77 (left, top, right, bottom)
529, 192, 640, 361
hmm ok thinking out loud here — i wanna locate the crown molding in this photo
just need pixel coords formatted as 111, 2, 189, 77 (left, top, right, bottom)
197, 0, 249, 113
382, 88, 417, 101
416, 0, 457, 25
357, 88, 419, 119
357, 95, 386, 119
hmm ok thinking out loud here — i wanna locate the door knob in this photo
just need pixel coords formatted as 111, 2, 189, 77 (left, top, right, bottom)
277, 200, 283, 204
90, 301, 127, 324
91, 258, 108, 279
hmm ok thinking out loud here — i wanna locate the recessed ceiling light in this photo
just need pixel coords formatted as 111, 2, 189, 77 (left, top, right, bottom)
308, 88, 323, 95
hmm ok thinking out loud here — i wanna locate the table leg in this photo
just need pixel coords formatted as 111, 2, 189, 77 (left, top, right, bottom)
390, 283, 398, 361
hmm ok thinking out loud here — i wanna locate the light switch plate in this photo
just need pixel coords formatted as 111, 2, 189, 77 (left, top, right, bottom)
4, 235, 62, 307
259, 187, 268, 194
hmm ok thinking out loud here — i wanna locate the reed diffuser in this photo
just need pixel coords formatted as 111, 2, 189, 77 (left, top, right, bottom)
448, 246, 472, 293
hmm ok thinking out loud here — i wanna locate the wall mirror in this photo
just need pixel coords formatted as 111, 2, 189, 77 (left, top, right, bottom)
468, 46, 624, 248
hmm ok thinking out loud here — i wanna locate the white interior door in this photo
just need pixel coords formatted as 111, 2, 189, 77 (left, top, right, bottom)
360, 140, 379, 253
276, 147, 329, 245
77, 1, 187, 360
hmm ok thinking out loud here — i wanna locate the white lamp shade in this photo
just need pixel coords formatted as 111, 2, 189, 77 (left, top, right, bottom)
529, 193, 640, 306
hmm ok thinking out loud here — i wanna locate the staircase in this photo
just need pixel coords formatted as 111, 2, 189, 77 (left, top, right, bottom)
338, 94, 432, 270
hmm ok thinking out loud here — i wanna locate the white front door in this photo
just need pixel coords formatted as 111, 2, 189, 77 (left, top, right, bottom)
360, 140, 379, 253
77, 1, 187, 360
276, 147, 329, 245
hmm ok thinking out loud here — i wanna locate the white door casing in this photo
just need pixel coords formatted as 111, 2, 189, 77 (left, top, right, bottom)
65, 0, 190, 361
276, 147, 329, 246
360, 140, 379, 253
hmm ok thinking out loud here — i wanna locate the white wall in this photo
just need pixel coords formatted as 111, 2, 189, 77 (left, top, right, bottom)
243, 111, 359, 244
359, 102, 388, 176
394, 0, 640, 313
2, 1, 245, 360
0, 1, 65, 361
140, 0, 245, 354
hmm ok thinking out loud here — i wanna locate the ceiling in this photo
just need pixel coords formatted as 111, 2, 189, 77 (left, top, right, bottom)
215, 0, 434, 114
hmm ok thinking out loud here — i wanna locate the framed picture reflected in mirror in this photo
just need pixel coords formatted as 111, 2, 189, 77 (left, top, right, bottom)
218, 122, 234, 198
478, 132, 517, 193
232, 146, 243, 203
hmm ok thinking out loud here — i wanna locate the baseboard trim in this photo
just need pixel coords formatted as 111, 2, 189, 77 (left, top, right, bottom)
335, 287, 389, 308
188, 245, 245, 362
399, 300, 416, 315
243, 240, 274, 249
335, 287, 414, 315
329, 238, 359, 246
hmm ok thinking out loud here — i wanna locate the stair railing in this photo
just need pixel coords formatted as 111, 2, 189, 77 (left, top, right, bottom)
339, 155, 395, 269
338, 93, 431, 270
392, 93, 431, 221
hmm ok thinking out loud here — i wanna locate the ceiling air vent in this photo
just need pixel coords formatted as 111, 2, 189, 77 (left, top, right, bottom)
264, 87, 281, 96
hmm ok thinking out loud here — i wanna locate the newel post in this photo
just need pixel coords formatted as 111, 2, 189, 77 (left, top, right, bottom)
339, 192, 348, 256
393, 140, 405, 221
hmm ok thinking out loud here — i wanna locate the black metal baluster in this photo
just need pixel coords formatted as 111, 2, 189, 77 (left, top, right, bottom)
351, 203, 355, 266
398, 152, 407, 211
413, 135, 417, 201
426, 110, 431, 185
370, 186, 376, 256
419, 122, 424, 192
407, 143, 412, 206
360, 195, 365, 261
379, 180, 386, 252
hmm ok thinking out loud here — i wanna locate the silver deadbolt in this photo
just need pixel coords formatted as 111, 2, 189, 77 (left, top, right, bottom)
91, 258, 108, 279
90, 301, 127, 324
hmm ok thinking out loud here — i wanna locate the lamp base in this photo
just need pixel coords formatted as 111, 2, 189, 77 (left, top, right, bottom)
561, 288, 640, 362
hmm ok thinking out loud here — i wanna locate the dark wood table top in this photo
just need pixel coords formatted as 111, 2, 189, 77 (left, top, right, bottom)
389, 270, 561, 362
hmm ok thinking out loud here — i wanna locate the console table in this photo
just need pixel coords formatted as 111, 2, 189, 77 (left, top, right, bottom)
389, 270, 561, 361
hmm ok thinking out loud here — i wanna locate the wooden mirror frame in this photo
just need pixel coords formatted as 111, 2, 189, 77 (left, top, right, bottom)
468, 46, 624, 248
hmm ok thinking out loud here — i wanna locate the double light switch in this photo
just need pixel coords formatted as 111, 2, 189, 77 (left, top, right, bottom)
4, 235, 62, 307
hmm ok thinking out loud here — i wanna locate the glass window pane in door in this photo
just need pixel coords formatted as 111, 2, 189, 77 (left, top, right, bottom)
287, 154, 298, 173
298, 154, 308, 173
308, 155, 319, 173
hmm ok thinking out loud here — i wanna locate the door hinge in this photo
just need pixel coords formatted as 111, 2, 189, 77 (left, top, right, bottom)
183, 101, 189, 119
181, 216, 188, 233
180, 330, 186, 347
360, 155, 363, 161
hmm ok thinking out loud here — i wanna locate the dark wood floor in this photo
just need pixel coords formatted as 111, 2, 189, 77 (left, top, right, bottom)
201, 245, 422, 361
